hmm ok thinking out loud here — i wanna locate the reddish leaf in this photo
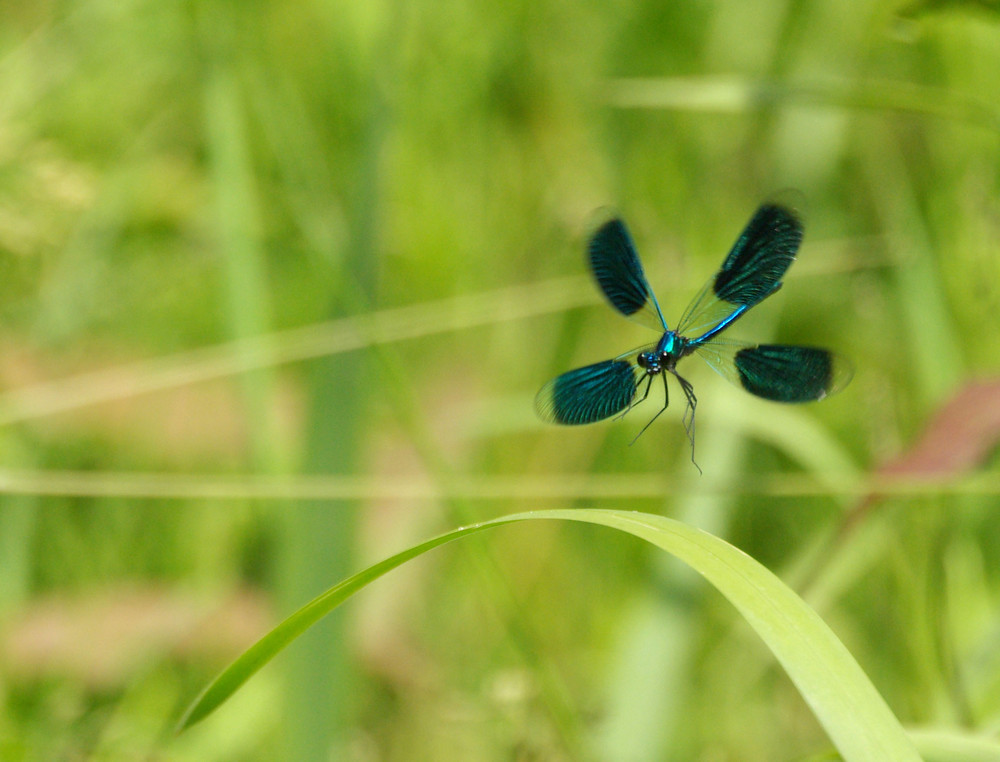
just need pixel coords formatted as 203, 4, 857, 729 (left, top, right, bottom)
880, 379, 1000, 478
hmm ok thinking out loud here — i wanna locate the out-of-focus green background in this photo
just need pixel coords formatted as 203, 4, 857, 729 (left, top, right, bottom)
1, 1, 1000, 759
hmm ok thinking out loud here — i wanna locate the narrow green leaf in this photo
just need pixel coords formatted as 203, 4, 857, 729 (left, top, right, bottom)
178, 509, 921, 761
911, 728, 1000, 761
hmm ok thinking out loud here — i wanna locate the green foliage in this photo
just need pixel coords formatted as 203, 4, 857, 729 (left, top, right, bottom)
0, 0, 1000, 759
180, 509, 924, 761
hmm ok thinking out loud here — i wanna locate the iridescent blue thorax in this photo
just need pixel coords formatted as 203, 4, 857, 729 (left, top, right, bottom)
636, 331, 693, 375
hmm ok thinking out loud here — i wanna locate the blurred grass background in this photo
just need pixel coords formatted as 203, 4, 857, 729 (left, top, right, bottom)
1, 0, 1000, 759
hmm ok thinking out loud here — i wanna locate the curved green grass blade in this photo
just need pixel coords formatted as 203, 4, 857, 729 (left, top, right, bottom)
178, 509, 920, 761
911, 728, 1000, 761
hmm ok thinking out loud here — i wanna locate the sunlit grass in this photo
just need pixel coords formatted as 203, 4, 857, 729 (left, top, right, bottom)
1, 0, 1000, 759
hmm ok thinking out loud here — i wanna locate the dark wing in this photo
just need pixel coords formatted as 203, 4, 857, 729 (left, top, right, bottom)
714, 203, 803, 307
588, 217, 668, 331
536, 358, 643, 424
678, 203, 803, 344
694, 340, 853, 402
